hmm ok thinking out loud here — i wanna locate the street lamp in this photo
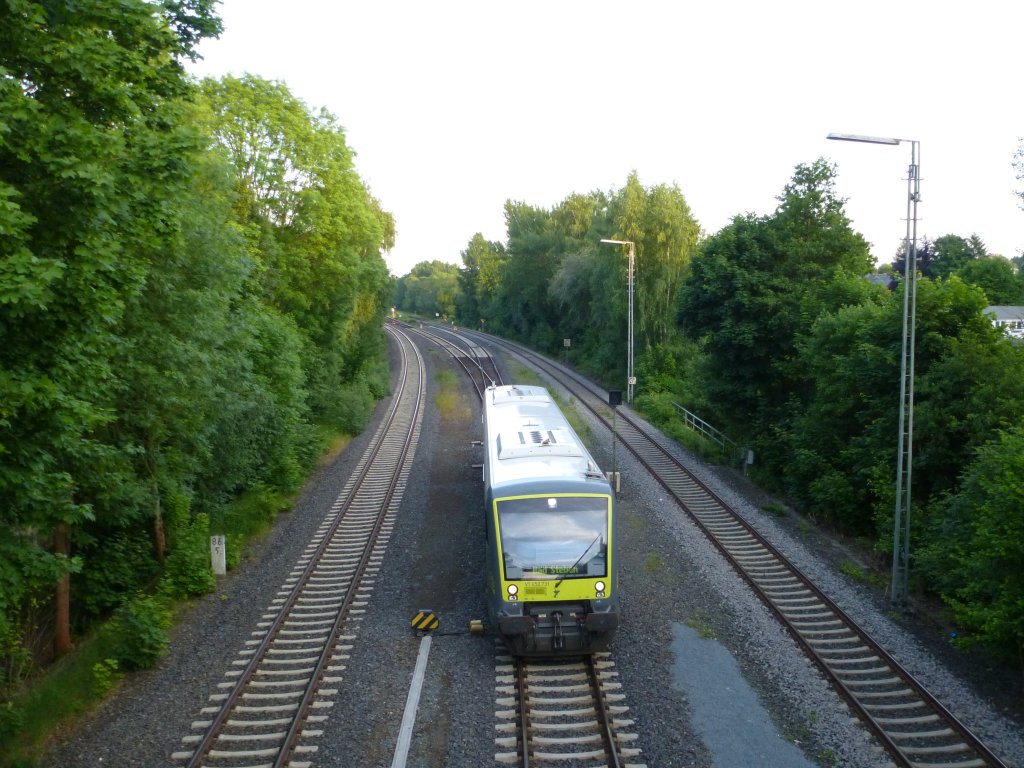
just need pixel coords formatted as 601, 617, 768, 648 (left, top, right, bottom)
827, 132, 921, 605
600, 239, 636, 403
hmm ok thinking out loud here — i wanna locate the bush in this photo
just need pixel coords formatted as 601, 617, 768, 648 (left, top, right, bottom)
334, 378, 376, 435
0, 700, 25, 747
160, 511, 216, 601
91, 658, 120, 698
0, 622, 31, 690
107, 597, 170, 671
917, 427, 1024, 660
75, 529, 160, 621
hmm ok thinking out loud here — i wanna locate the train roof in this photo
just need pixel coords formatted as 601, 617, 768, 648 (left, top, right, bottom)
483, 384, 608, 490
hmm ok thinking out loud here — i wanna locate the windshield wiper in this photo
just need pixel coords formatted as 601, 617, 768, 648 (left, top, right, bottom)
554, 533, 602, 589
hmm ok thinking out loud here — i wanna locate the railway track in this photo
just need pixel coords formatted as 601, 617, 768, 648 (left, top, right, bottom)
171, 324, 426, 768
460, 329, 1009, 768
417, 326, 646, 767
495, 649, 645, 768
405, 321, 504, 397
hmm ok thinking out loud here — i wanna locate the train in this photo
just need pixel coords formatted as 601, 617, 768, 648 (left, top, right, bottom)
482, 384, 619, 656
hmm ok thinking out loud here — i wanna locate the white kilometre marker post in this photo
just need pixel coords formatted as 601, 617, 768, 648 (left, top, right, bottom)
210, 535, 226, 576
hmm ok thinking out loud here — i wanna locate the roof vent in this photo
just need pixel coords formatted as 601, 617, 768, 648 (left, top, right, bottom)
496, 428, 582, 460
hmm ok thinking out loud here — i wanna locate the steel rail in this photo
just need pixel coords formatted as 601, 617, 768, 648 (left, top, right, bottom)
515, 657, 531, 768
404, 322, 502, 399
274, 325, 426, 767
507, 655, 633, 768
584, 655, 624, 768
423, 323, 504, 391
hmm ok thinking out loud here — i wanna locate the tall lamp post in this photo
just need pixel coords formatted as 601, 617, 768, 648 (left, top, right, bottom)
827, 132, 920, 605
600, 239, 636, 403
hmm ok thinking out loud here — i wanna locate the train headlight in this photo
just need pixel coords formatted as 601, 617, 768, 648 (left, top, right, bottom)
595, 581, 606, 593
507, 584, 518, 597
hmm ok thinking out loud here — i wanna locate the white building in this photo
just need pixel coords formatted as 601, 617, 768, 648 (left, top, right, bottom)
985, 305, 1024, 338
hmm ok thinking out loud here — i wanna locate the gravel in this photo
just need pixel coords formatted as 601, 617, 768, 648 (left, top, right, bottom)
36, 335, 1023, 768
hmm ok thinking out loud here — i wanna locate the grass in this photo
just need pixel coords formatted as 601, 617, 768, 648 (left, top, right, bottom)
839, 561, 866, 582
839, 560, 888, 589
817, 748, 839, 766
218, 486, 295, 569
316, 431, 353, 467
2, 628, 121, 766
684, 612, 717, 640
761, 501, 789, 518
626, 513, 646, 532
435, 369, 467, 419
506, 361, 543, 386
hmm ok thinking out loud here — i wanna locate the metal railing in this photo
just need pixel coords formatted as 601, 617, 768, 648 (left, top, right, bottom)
671, 402, 744, 464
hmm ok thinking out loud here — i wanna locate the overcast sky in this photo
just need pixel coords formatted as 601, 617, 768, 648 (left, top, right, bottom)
187, 0, 1023, 278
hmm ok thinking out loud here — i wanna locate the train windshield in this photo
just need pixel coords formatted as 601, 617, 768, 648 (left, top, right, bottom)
497, 496, 609, 580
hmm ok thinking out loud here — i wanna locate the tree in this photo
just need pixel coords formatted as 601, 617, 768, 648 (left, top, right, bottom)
908, 278, 1024, 502
678, 159, 872, 435
492, 201, 560, 347
456, 233, 507, 328
398, 261, 461, 319
609, 173, 700, 352
784, 275, 1024, 539
195, 74, 394, 426
0, 0, 220, 658
954, 256, 1024, 304
893, 237, 937, 279
919, 426, 1024, 659
926, 233, 989, 280
537, 190, 620, 378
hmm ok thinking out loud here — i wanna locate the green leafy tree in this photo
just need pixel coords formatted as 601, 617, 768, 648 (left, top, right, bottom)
907, 278, 1024, 504
893, 237, 937, 279
929, 234, 983, 279
918, 426, 1024, 659
0, 0, 220, 658
953, 255, 1024, 304
456, 233, 507, 327
398, 261, 461, 319
72, 146, 254, 616
610, 173, 700, 352
542, 191, 619, 376
491, 201, 560, 348
785, 276, 1024, 537
678, 159, 872, 436
195, 74, 394, 426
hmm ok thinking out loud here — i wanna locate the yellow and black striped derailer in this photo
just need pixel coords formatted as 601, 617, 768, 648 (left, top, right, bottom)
411, 609, 440, 633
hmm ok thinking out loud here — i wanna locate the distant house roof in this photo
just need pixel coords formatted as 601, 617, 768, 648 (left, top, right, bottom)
866, 273, 897, 290
984, 306, 1024, 323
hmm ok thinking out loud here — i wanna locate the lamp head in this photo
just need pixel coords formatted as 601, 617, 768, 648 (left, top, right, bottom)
827, 132, 901, 146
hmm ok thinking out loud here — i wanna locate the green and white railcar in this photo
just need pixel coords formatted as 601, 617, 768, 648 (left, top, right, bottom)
482, 384, 619, 656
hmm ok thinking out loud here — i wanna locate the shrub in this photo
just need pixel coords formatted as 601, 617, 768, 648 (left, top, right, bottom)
107, 597, 170, 671
160, 511, 216, 601
0, 700, 25, 747
91, 658, 121, 698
